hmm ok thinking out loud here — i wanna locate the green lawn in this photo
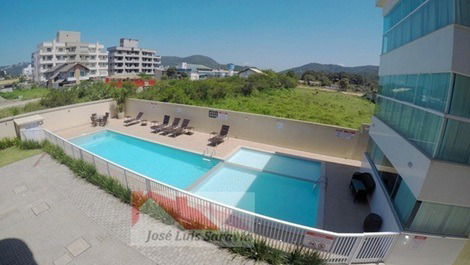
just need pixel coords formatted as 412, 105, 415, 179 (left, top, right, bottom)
0, 147, 42, 167
0, 87, 50, 100
195, 87, 375, 129
0, 102, 46, 119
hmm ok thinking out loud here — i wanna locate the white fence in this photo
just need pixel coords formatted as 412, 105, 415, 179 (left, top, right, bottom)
43, 129, 399, 264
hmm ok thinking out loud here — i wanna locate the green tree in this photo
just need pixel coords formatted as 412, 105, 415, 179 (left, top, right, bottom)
166, 67, 177, 79
338, 78, 350, 91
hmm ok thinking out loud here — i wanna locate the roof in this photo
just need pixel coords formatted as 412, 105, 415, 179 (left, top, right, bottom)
178, 64, 213, 72
239, 67, 264, 75
44, 63, 89, 80
45, 63, 89, 74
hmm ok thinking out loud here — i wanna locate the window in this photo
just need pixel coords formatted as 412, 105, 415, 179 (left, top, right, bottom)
449, 74, 470, 119
375, 97, 443, 155
367, 139, 418, 226
410, 202, 470, 237
382, 0, 455, 54
437, 120, 470, 164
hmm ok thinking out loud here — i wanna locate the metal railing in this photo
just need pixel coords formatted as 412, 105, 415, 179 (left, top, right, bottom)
43, 128, 399, 264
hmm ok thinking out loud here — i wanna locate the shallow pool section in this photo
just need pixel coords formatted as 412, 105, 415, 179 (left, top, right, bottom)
192, 148, 323, 227
227, 148, 322, 181
71, 130, 220, 189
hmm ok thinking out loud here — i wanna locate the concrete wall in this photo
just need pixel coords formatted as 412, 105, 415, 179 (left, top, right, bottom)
126, 99, 370, 161
0, 99, 113, 138
386, 234, 466, 265
360, 155, 401, 232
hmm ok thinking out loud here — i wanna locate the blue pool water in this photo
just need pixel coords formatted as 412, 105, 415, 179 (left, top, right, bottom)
71, 130, 220, 189
192, 149, 322, 227
71, 130, 322, 227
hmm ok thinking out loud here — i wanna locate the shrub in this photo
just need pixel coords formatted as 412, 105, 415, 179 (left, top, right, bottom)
0, 137, 19, 150
16, 139, 43, 150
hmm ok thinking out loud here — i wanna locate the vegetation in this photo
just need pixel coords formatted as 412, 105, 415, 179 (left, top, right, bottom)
42, 141, 131, 203
300, 70, 378, 96
0, 102, 46, 119
0, 138, 44, 167
0, 86, 49, 100
0, 147, 42, 167
138, 77, 373, 128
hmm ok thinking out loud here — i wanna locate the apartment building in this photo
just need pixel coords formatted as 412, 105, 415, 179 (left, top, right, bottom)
32, 31, 108, 82
107, 38, 161, 76
369, 0, 470, 238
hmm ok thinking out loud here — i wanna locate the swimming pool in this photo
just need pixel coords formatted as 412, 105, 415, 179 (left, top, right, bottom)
191, 148, 323, 227
71, 130, 220, 189
71, 130, 323, 227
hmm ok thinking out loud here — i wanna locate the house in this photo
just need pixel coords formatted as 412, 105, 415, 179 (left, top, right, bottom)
43, 63, 90, 88
32, 31, 108, 83
238, 67, 264, 78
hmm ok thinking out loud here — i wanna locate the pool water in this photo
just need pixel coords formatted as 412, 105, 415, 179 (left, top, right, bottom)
71, 130, 220, 189
192, 164, 321, 227
71, 130, 322, 227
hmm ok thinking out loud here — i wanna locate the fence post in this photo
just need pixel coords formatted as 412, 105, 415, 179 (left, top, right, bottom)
79, 149, 83, 160
123, 169, 129, 189
106, 161, 111, 176
145, 178, 151, 197
92, 155, 96, 167
347, 236, 365, 264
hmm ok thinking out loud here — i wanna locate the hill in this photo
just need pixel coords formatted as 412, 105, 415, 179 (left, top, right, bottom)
0, 62, 29, 76
283, 63, 378, 77
161, 55, 246, 71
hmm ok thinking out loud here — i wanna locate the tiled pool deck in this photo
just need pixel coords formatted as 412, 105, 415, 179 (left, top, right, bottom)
48, 118, 370, 233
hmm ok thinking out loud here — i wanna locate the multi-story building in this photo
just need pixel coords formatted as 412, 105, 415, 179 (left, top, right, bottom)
32, 31, 108, 82
107, 38, 161, 76
369, 0, 470, 239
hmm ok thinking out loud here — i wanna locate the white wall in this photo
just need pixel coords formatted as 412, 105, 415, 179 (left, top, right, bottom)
126, 99, 370, 161
386, 234, 466, 265
360, 156, 401, 232
369, 117, 430, 199
379, 25, 455, 76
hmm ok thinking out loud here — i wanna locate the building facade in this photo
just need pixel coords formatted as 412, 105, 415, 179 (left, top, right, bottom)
107, 38, 161, 76
32, 31, 108, 83
370, 0, 470, 238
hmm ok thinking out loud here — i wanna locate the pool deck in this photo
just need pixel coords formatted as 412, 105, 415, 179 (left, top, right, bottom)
47, 119, 370, 233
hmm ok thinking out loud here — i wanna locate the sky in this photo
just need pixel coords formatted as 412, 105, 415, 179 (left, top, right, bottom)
0, 0, 383, 71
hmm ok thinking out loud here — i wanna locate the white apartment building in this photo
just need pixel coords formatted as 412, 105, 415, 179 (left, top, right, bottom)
32, 31, 108, 83
107, 38, 161, 76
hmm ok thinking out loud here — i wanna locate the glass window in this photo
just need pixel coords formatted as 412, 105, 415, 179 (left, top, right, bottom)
449, 74, 470, 119
437, 119, 470, 164
382, 0, 456, 54
392, 179, 416, 225
375, 97, 443, 156
456, 0, 470, 26
410, 202, 470, 237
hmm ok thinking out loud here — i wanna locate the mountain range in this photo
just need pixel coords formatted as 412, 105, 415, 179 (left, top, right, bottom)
161, 55, 247, 71
282, 63, 378, 77
0, 62, 29, 76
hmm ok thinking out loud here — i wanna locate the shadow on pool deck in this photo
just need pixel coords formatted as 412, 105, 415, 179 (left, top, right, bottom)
323, 163, 370, 233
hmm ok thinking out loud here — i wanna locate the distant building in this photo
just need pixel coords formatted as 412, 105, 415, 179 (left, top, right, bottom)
238, 67, 264, 78
107, 38, 162, 76
43, 63, 90, 88
22, 64, 33, 80
32, 31, 108, 83
176, 62, 236, 80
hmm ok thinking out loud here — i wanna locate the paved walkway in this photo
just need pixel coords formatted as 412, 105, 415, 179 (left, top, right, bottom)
0, 154, 257, 265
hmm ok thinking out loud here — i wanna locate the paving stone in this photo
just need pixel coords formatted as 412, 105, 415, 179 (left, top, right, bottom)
66, 237, 90, 257
13, 184, 28, 194
31, 201, 50, 215
54, 253, 72, 265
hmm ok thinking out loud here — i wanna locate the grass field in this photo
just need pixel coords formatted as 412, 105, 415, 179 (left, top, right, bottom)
196, 87, 375, 129
0, 147, 42, 167
0, 87, 50, 100
0, 78, 18, 86
0, 102, 46, 119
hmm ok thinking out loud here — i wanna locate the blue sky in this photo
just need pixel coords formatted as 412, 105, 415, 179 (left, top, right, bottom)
0, 0, 383, 70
